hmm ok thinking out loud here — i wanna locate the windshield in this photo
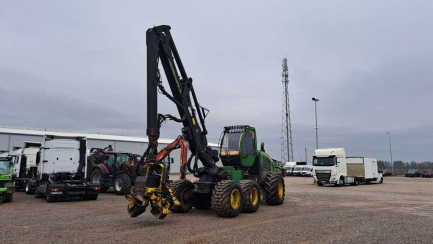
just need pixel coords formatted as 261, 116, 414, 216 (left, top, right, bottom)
313, 157, 336, 166
302, 167, 312, 171
408, 169, 417, 173
223, 133, 241, 151
0, 160, 10, 175
294, 166, 303, 171
116, 154, 131, 164
286, 166, 293, 171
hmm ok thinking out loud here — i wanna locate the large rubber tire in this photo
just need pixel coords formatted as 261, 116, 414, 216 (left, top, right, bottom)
317, 182, 324, 186
25, 180, 35, 195
239, 180, 260, 213
0, 195, 3, 204
365, 179, 371, 185
264, 174, 285, 205
5, 193, 13, 203
114, 173, 131, 195
169, 180, 194, 213
380, 177, 383, 184
1, 195, 5, 203
211, 180, 243, 218
90, 169, 109, 193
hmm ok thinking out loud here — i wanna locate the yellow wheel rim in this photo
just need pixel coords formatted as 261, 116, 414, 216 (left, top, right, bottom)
250, 187, 259, 206
278, 180, 284, 198
230, 189, 241, 210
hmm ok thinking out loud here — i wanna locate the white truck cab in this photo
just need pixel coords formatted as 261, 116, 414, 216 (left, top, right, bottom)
12, 142, 42, 190
312, 148, 383, 186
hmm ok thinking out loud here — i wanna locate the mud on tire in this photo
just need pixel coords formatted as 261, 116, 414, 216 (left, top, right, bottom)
169, 180, 194, 213
239, 180, 260, 213
264, 174, 285, 205
211, 180, 243, 218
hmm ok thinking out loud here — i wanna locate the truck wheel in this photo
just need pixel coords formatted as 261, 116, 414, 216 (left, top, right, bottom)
169, 180, 194, 213
239, 180, 260, 213
337, 177, 345, 187
380, 178, 383, 184
25, 180, 35, 195
114, 173, 131, 195
211, 180, 243, 218
5, 193, 13, 203
366, 179, 371, 185
90, 169, 109, 193
317, 182, 324, 186
0, 195, 2, 204
264, 174, 285, 205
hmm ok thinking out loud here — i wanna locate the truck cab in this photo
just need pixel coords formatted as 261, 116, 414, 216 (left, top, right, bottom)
312, 148, 347, 186
313, 148, 383, 186
12, 141, 42, 190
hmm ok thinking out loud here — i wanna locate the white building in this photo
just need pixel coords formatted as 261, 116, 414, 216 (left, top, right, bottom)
0, 126, 218, 173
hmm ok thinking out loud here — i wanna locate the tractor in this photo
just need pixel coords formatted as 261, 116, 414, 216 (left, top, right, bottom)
0, 154, 15, 204
88, 147, 137, 195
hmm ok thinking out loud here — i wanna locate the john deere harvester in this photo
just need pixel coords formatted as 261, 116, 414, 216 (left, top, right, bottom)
126, 25, 285, 219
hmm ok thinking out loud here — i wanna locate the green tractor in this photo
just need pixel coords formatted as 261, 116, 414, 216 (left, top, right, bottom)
171, 125, 285, 217
0, 155, 15, 204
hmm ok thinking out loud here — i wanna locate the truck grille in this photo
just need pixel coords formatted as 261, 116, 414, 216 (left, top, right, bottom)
316, 173, 331, 182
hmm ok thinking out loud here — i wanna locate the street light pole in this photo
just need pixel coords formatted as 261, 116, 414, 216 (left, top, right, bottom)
387, 132, 393, 175
312, 98, 319, 149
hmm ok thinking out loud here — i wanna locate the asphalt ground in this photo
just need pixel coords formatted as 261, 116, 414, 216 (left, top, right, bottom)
1, 176, 433, 244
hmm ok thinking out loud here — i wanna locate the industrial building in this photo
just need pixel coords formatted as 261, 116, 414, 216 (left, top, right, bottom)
0, 126, 218, 173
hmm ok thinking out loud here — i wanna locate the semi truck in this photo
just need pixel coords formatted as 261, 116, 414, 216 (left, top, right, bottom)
312, 148, 383, 186
26, 135, 100, 202
11, 141, 41, 190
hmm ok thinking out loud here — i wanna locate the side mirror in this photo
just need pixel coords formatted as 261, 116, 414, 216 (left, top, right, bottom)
261, 142, 265, 152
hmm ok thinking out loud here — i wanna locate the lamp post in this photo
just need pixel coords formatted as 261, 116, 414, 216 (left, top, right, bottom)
312, 98, 319, 149
387, 132, 393, 175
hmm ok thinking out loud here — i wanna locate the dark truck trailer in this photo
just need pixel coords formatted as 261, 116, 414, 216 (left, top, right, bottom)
27, 135, 100, 202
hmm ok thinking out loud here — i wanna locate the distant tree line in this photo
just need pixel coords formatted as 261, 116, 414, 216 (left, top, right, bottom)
378, 160, 433, 175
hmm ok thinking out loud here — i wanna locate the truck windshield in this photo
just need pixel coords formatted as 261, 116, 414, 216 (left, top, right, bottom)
313, 157, 335, 166
0, 160, 10, 175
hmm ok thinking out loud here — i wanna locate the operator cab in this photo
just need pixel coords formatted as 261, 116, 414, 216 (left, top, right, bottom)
219, 125, 256, 168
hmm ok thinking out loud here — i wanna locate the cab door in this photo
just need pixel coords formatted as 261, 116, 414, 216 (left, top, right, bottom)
240, 130, 256, 168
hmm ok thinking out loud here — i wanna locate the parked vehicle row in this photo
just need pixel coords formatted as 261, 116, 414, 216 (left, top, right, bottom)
284, 162, 313, 177
404, 169, 433, 178
3, 135, 150, 204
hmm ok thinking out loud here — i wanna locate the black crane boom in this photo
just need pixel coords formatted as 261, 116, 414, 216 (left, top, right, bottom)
146, 25, 219, 176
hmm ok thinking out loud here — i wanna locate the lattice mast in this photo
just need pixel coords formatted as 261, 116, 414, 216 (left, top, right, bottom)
281, 58, 294, 162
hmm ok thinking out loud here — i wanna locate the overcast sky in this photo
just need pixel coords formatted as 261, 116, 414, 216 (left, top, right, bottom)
1, 1, 432, 162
